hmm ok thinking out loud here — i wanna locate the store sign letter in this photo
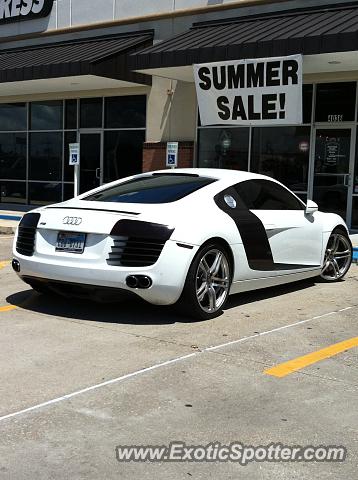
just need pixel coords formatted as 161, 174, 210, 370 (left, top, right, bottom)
194, 55, 303, 126
0, 0, 54, 24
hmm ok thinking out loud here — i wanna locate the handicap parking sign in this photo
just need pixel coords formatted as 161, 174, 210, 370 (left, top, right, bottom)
167, 154, 176, 165
69, 143, 80, 165
166, 142, 178, 168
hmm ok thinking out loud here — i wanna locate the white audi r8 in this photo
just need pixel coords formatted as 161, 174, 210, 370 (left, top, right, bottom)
12, 169, 352, 320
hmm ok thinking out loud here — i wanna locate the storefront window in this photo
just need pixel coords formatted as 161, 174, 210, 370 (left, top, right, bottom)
0, 181, 26, 204
80, 98, 103, 128
63, 183, 75, 201
0, 103, 27, 131
65, 100, 77, 129
302, 84, 313, 124
29, 132, 63, 181
352, 197, 358, 229
30, 101, 63, 130
197, 128, 249, 170
0, 133, 26, 179
251, 127, 310, 192
105, 96, 146, 128
315, 83, 356, 122
29, 182, 62, 205
104, 131, 145, 183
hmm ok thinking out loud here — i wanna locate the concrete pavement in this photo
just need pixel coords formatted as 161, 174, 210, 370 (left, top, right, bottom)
0, 235, 357, 479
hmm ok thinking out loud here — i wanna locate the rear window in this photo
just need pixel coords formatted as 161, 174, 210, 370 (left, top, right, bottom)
84, 174, 217, 204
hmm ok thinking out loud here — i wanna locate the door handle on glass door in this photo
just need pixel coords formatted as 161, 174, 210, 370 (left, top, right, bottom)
344, 174, 351, 187
95, 168, 101, 180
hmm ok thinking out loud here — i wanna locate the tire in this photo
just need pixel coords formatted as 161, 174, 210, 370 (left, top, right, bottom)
319, 228, 352, 282
177, 242, 232, 320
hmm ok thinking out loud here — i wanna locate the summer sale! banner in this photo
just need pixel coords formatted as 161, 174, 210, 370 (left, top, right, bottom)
194, 55, 303, 126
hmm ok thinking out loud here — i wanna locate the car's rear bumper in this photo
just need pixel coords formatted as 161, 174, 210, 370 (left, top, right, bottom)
20, 276, 139, 303
13, 240, 199, 306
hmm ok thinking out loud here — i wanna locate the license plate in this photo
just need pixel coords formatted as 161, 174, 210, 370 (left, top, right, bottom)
56, 232, 86, 254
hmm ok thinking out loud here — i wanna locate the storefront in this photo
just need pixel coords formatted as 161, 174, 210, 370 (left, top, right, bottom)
0, 0, 358, 230
0, 96, 146, 205
131, 1, 358, 230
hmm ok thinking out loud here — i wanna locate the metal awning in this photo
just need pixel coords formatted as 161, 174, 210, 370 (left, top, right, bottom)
0, 32, 153, 85
131, 4, 358, 73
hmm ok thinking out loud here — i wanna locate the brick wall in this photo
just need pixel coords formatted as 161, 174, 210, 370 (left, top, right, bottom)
142, 142, 194, 172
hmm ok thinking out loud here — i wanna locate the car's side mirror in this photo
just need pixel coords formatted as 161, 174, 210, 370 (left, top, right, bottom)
305, 199, 318, 215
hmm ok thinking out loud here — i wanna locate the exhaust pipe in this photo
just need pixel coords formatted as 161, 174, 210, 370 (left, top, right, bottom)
126, 275, 139, 289
138, 276, 152, 289
126, 275, 152, 289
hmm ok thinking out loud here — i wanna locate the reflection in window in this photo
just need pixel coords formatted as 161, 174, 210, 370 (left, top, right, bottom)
0, 181, 26, 204
0, 133, 26, 179
302, 84, 313, 124
315, 82, 356, 122
63, 183, 75, 201
353, 130, 358, 195
105, 96, 146, 129
352, 197, 358, 229
65, 99, 77, 129
29, 132, 63, 181
197, 128, 249, 170
80, 98, 102, 128
29, 182, 62, 206
104, 131, 145, 183
251, 127, 310, 191
30, 101, 63, 130
0, 103, 27, 131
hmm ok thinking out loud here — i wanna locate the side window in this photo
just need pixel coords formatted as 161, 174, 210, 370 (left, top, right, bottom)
235, 180, 304, 210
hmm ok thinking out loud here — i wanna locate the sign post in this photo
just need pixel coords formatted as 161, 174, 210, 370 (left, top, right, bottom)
166, 142, 179, 169
69, 143, 80, 197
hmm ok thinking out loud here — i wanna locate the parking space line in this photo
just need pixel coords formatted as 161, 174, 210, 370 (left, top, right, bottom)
265, 337, 358, 378
0, 261, 9, 270
0, 304, 356, 423
0, 305, 17, 312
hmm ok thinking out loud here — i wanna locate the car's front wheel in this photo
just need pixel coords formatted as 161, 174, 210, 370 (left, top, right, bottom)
178, 242, 232, 320
320, 228, 352, 282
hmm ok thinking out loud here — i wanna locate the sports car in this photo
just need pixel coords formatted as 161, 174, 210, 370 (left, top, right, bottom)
12, 169, 352, 320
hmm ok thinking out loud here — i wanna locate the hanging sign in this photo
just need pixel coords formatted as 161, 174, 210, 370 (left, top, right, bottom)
194, 54, 303, 126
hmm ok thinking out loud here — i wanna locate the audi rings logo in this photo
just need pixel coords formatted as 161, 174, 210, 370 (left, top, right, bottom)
63, 216, 82, 226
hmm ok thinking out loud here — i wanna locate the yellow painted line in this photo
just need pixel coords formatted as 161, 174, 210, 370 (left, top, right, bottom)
0, 261, 9, 269
265, 337, 358, 378
0, 305, 17, 313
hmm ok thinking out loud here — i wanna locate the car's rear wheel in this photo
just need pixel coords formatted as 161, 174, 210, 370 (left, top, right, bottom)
178, 242, 232, 320
320, 228, 352, 282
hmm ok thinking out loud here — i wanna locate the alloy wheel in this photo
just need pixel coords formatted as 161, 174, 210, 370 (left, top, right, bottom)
195, 249, 230, 313
321, 233, 352, 281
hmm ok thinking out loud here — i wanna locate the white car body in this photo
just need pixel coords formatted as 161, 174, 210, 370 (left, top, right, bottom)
13, 169, 349, 309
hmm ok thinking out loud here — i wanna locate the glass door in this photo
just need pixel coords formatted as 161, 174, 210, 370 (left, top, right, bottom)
79, 132, 103, 194
312, 128, 354, 223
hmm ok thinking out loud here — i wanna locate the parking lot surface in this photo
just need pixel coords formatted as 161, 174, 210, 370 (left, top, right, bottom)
0, 235, 357, 479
